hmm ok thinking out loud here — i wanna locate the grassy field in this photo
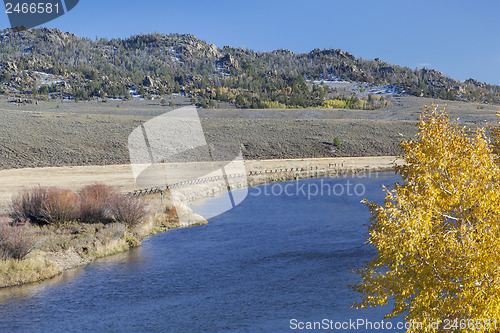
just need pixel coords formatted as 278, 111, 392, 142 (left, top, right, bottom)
0, 95, 497, 170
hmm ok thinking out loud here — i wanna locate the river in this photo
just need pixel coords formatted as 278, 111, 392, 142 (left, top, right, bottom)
0, 173, 404, 332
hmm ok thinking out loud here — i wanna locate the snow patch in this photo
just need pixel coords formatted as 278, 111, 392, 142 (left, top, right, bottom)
168, 46, 182, 63
32, 71, 63, 88
368, 85, 406, 95
129, 85, 141, 98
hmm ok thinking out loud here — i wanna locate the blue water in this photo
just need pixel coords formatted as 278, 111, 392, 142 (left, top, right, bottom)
0, 174, 404, 332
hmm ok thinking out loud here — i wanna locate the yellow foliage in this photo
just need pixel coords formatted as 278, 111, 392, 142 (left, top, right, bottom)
321, 99, 347, 109
258, 100, 288, 109
489, 111, 500, 164
353, 105, 500, 332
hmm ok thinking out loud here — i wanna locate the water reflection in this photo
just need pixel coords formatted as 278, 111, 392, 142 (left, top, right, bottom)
0, 247, 143, 303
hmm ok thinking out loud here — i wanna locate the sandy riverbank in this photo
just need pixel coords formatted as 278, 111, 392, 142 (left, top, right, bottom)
0, 156, 401, 214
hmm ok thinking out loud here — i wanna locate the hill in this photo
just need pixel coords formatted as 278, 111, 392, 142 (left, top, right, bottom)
0, 27, 499, 108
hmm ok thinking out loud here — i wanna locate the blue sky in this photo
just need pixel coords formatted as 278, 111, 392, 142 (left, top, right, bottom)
1, 0, 499, 85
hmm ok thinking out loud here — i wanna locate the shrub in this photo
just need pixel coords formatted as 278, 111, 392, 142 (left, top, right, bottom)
0, 223, 38, 260
333, 137, 341, 147
10, 187, 49, 225
79, 184, 117, 223
11, 187, 80, 225
42, 188, 80, 225
10, 184, 148, 227
110, 195, 148, 228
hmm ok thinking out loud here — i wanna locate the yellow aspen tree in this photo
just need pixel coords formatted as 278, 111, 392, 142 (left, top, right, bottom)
352, 105, 500, 332
489, 112, 500, 165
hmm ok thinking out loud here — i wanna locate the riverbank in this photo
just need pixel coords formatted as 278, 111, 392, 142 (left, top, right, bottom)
0, 200, 207, 288
0, 156, 402, 214
0, 156, 401, 288
167, 156, 402, 205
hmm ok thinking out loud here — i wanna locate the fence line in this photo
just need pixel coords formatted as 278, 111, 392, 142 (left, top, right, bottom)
127, 173, 247, 198
126, 163, 376, 199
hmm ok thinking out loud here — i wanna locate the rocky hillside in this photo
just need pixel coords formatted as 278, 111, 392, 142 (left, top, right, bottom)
0, 27, 498, 107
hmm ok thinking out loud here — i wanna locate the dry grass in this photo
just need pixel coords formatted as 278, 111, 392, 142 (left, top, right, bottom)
94, 223, 129, 256
0, 253, 62, 288
134, 214, 161, 237
0, 205, 198, 288
93, 238, 129, 258
95, 222, 127, 241
36, 224, 93, 252
0, 96, 497, 171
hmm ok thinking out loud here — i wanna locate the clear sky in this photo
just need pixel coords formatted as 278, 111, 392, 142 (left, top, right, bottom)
1, 0, 499, 85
